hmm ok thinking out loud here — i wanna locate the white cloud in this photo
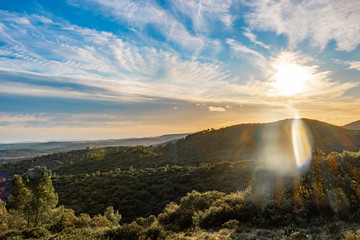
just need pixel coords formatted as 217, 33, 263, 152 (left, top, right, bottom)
208, 106, 226, 112
169, 0, 235, 31
243, 27, 270, 49
0, 80, 140, 102
0, 9, 358, 111
245, 0, 360, 51
344, 61, 360, 71
226, 38, 266, 61
0, 113, 50, 124
0, 11, 233, 103
69, 0, 216, 52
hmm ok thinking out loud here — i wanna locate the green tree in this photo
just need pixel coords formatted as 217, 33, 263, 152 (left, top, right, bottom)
0, 199, 9, 233
8, 166, 61, 228
104, 206, 122, 227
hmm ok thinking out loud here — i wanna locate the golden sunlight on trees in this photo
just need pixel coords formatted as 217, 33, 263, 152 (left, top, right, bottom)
0, 200, 9, 232
8, 167, 61, 228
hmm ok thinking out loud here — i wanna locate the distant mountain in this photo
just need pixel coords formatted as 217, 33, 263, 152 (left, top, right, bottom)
0, 133, 189, 162
343, 120, 360, 130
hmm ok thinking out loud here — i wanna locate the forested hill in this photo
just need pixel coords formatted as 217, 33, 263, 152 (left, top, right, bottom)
344, 120, 360, 130
1, 118, 360, 177
0, 133, 189, 163
175, 118, 360, 164
2, 118, 360, 237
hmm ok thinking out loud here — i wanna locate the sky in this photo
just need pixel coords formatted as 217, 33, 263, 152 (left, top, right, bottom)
0, 0, 360, 143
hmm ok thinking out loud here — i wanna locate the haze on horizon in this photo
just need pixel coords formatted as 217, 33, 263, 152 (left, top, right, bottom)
0, 0, 359, 143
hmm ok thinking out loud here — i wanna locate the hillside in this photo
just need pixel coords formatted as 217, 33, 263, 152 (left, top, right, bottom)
1, 118, 360, 177
2, 119, 360, 239
343, 120, 360, 130
0, 133, 189, 163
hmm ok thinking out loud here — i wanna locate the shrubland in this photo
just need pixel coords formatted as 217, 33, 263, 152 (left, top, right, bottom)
1, 119, 360, 239
1, 151, 360, 239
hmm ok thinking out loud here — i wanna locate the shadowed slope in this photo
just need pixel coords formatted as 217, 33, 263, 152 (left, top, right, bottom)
343, 120, 360, 130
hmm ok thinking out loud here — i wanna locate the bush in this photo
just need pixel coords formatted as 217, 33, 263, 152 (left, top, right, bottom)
91, 214, 112, 228
158, 190, 224, 231
136, 215, 156, 228
0, 229, 22, 240
193, 191, 251, 229
50, 208, 78, 232
343, 229, 360, 240
222, 219, 239, 229
104, 222, 143, 240
21, 227, 50, 239
144, 225, 167, 240
76, 213, 92, 228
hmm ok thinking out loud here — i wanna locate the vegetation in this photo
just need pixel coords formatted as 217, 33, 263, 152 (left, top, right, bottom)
0, 151, 360, 239
1, 119, 360, 239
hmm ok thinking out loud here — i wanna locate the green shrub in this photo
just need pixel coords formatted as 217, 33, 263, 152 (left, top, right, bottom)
222, 219, 239, 229
91, 214, 112, 228
0, 229, 22, 240
158, 190, 224, 231
50, 208, 78, 232
104, 222, 143, 240
343, 229, 360, 240
136, 215, 156, 228
21, 227, 50, 239
76, 213, 92, 228
144, 225, 167, 240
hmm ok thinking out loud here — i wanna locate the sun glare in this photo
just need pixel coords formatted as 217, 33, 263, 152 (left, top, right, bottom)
272, 62, 313, 96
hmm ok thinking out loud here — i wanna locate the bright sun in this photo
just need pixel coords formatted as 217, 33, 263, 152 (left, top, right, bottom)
272, 62, 312, 96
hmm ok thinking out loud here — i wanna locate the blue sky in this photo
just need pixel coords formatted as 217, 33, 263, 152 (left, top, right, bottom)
0, 0, 359, 142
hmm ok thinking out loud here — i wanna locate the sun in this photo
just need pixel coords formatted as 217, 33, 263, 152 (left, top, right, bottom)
271, 62, 312, 96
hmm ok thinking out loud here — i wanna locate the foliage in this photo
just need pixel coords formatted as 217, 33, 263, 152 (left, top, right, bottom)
8, 167, 61, 228
1, 119, 360, 239
343, 229, 360, 240
104, 222, 143, 240
52, 161, 251, 222
0, 200, 8, 232
158, 190, 225, 231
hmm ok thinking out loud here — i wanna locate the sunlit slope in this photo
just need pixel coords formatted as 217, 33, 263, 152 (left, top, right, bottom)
1, 118, 359, 176
55, 119, 359, 175
175, 118, 360, 164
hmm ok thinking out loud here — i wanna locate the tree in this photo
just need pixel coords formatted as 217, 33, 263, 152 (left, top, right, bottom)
8, 166, 61, 228
104, 206, 122, 227
0, 199, 9, 232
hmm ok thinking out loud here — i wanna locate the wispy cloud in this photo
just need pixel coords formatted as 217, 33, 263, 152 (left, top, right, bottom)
0, 10, 233, 103
226, 38, 266, 61
169, 0, 235, 31
68, 0, 220, 53
208, 106, 227, 112
0, 113, 50, 127
243, 27, 270, 49
344, 61, 360, 71
245, 0, 360, 51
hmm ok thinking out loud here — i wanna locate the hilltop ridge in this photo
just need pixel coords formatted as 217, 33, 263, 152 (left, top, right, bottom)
343, 120, 360, 130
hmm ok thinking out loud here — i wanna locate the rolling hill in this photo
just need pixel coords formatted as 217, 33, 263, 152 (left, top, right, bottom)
343, 120, 360, 130
2, 118, 360, 239
0, 133, 189, 163
1, 118, 360, 177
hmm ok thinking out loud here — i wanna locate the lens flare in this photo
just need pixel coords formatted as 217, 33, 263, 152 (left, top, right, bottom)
256, 119, 313, 176
292, 119, 313, 169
